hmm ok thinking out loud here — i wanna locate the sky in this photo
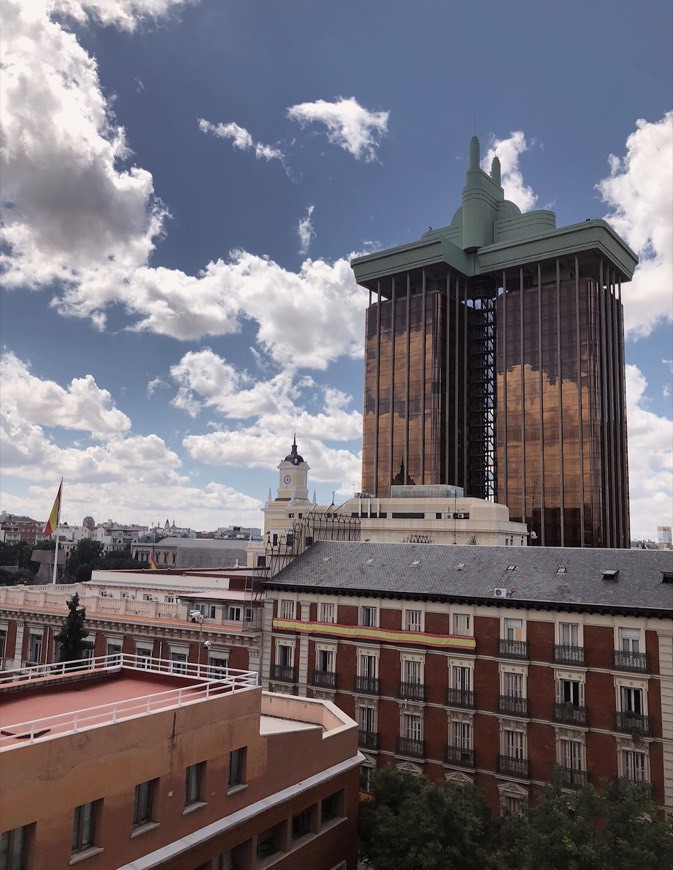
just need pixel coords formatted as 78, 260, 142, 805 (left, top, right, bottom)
1, 0, 671, 540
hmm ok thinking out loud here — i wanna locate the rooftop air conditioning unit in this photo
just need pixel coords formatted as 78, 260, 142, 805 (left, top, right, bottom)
493, 587, 508, 598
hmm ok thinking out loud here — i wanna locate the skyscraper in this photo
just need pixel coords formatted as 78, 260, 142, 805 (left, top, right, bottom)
351, 137, 637, 548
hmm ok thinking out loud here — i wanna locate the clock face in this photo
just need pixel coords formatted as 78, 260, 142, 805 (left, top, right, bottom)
283, 474, 292, 485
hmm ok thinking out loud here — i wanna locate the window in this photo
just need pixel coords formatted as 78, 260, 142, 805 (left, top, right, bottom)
559, 739, 582, 770
106, 640, 122, 664
208, 653, 229, 678
357, 704, 377, 733
358, 652, 377, 678
618, 628, 641, 653
559, 622, 579, 646
209, 605, 217, 619
558, 678, 582, 706
360, 605, 378, 628
184, 762, 205, 807
292, 806, 314, 840
503, 672, 524, 698
504, 729, 525, 759
620, 685, 643, 714
28, 632, 42, 664
133, 779, 156, 828
404, 609, 423, 632
452, 719, 471, 750
170, 651, 188, 674
136, 646, 153, 668
320, 602, 336, 623
321, 791, 343, 825
72, 801, 98, 854
277, 643, 293, 667
316, 647, 335, 673
504, 618, 523, 640
0, 627, 7, 659
280, 599, 295, 620
228, 606, 242, 621
228, 747, 246, 789
452, 665, 472, 692
452, 613, 471, 636
0, 824, 32, 869
402, 657, 422, 685
622, 749, 647, 782
402, 712, 423, 741
502, 794, 524, 815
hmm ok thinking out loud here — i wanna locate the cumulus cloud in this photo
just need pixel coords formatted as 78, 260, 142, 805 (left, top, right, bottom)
596, 112, 673, 339
198, 118, 286, 163
625, 364, 673, 540
53, 0, 193, 31
0, 1, 167, 304
287, 97, 389, 162
482, 131, 538, 211
298, 205, 316, 255
0, 351, 131, 439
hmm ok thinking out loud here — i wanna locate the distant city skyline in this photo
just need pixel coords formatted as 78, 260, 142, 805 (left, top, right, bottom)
1, 1, 671, 539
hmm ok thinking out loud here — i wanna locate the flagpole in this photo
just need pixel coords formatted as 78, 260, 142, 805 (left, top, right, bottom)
52, 525, 60, 585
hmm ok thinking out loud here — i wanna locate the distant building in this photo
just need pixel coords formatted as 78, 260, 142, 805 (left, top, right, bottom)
352, 136, 637, 548
0, 656, 360, 868
657, 525, 672, 549
0, 514, 44, 548
261, 541, 673, 816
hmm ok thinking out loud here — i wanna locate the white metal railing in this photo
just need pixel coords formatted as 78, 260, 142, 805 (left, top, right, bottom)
0, 654, 258, 750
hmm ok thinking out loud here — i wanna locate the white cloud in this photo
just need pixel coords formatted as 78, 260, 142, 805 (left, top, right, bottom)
596, 112, 673, 339
52, 0, 193, 32
0, 351, 131, 439
625, 364, 673, 540
198, 118, 286, 163
0, 1, 167, 305
298, 205, 316, 255
482, 131, 538, 211
287, 97, 389, 162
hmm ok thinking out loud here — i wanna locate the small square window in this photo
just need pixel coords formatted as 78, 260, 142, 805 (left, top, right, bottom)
321, 790, 344, 825
280, 599, 295, 620
228, 747, 247, 789
291, 806, 314, 839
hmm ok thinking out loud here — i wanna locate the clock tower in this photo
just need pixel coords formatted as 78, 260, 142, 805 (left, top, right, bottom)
276, 436, 310, 503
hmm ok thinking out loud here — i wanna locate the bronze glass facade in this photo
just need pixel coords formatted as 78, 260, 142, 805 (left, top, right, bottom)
360, 255, 630, 549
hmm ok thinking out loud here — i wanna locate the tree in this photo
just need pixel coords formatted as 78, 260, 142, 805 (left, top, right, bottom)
55, 593, 88, 663
359, 768, 498, 870
600, 778, 673, 870
64, 538, 104, 582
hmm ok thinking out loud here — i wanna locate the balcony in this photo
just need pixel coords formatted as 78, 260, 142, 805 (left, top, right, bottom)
615, 711, 651, 736
496, 754, 530, 779
553, 644, 586, 666
398, 681, 426, 702
445, 688, 476, 709
553, 702, 588, 727
358, 729, 380, 750
560, 767, 589, 789
445, 745, 475, 767
396, 736, 425, 758
612, 650, 648, 673
270, 664, 296, 683
497, 639, 529, 660
312, 669, 336, 689
497, 695, 529, 717
353, 675, 380, 695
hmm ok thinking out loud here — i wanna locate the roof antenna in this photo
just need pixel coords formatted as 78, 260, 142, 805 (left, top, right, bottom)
473, 115, 477, 136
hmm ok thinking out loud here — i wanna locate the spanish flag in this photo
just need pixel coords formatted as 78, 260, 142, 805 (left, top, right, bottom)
44, 479, 62, 536
149, 553, 157, 570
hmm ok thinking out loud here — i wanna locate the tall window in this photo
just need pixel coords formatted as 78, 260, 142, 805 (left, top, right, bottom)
360, 606, 378, 628
228, 747, 246, 788
0, 824, 32, 869
402, 712, 423, 741
452, 720, 471, 749
452, 613, 471, 636
227, 606, 242, 621
504, 729, 525, 759
72, 801, 98, 854
402, 658, 422, 684
280, 599, 295, 620
503, 672, 524, 697
357, 705, 377, 733
169, 651, 187, 674
452, 665, 471, 691
404, 609, 423, 632
317, 648, 335, 673
136, 646, 153, 668
320, 602, 336, 624
208, 653, 229, 678
559, 739, 582, 770
0, 627, 7, 659
185, 762, 205, 806
504, 618, 523, 640
622, 749, 647, 782
277, 643, 293, 667
620, 686, 643, 714
618, 628, 640, 653
559, 622, 579, 646
28, 633, 42, 664
133, 780, 156, 828
358, 653, 377, 678
558, 678, 582, 705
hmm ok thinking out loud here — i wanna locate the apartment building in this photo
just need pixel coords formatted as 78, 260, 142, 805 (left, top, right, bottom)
261, 542, 673, 816
0, 655, 360, 869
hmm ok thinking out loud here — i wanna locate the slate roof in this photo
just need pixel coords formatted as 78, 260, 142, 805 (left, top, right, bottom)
266, 542, 673, 616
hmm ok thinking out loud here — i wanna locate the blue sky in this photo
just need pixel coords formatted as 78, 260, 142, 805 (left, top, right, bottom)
1, 0, 671, 540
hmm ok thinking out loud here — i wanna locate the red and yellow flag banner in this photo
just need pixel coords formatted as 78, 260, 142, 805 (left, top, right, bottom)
44, 479, 62, 536
149, 554, 157, 570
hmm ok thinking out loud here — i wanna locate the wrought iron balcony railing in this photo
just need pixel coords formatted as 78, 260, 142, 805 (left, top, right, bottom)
353, 675, 380, 695
553, 702, 588, 727
312, 669, 336, 689
612, 650, 648, 673
496, 754, 530, 779
445, 745, 475, 767
497, 695, 529, 717
445, 688, 476, 709
396, 737, 425, 758
270, 664, 296, 683
398, 681, 426, 702
358, 729, 380, 750
497, 639, 529, 660
553, 644, 586, 666
560, 766, 589, 788
615, 711, 651, 735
